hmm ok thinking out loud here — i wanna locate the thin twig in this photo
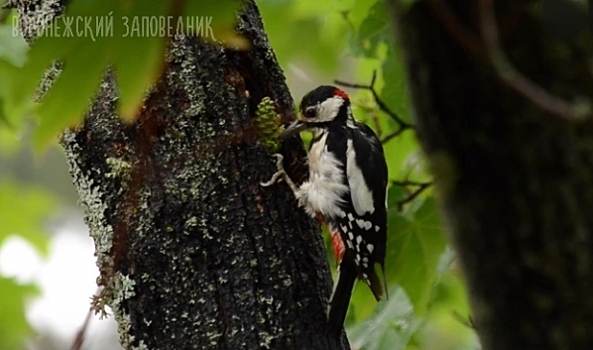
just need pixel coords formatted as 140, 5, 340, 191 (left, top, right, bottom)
478, 0, 591, 121
452, 311, 477, 330
392, 180, 433, 210
427, 0, 485, 58
392, 180, 432, 187
1, 0, 16, 10
70, 307, 94, 350
335, 71, 414, 143
380, 128, 406, 143
397, 183, 431, 210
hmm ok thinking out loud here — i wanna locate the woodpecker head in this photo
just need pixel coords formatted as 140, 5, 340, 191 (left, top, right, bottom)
282, 85, 352, 139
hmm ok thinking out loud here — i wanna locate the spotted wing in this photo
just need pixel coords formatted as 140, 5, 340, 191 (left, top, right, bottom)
339, 123, 387, 299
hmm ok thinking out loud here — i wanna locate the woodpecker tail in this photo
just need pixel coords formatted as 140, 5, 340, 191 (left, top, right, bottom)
366, 264, 385, 302
327, 263, 357, 336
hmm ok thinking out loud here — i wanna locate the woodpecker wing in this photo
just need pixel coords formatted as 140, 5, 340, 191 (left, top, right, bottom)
346, 122, 387, 294
340, 123, 387, 298
325, 122, 388, 334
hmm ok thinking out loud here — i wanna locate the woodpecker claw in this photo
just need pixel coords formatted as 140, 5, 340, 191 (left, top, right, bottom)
260, 170, 283, 187
261, 153, 299, 194
260, 154, 285, 187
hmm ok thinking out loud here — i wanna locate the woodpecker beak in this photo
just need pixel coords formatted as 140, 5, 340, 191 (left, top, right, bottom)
281, 119, 308, 140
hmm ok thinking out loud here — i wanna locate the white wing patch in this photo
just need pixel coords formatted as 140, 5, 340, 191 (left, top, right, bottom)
346, 139, 375, 216
296, 132, 349, 219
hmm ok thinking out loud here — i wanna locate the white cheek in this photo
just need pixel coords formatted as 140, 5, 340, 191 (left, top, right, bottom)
316, 96, 344, 122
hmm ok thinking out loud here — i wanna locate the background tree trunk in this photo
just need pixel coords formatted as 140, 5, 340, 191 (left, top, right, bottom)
392, 1, 593, 349
21, 2, 352, 349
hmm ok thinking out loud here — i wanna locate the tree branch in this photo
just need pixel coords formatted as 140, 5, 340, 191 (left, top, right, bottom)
478, 0, 591, 121
335, 71, 414, 143
426, 0, 485, 58
427, 0, 591, 121
70, 306, 93, 350
391, 180, 433, 210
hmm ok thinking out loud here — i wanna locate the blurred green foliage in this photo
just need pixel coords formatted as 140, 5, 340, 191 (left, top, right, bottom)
0, 276, 38, 350
0, 180, 53, 254
0, 0, 478, 349
0, 15, 58, 340
0, 179, 55, 349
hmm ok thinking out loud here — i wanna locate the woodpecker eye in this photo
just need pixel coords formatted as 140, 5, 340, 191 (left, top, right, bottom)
303, 107, 316, 119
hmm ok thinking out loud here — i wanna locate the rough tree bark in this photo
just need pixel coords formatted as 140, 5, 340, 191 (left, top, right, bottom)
12, 0, 350, 349
392, 1, 593, 349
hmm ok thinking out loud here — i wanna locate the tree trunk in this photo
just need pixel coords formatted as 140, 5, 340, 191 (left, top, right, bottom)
392, 1, 593, 349
12, 1, 350, 349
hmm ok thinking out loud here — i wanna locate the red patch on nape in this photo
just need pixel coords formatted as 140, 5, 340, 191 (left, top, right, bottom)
334, 88, 349, 101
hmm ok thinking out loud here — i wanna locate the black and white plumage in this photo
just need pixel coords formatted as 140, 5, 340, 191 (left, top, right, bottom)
262, 85, 388, 335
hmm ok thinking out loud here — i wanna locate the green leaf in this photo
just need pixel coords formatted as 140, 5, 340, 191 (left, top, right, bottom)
348, 0, 392, 58
379, 45, 412, 127
344, 0, 378, 32
30, 0, 166, 145
258, 0, 348, 74
0, 276, 38, 350
386, 194, 447, 314
0, 19, 31, 137
11, 0, 241, 148
348, 287, 422, 350
184, 0, 240, 34
0, 95, 5, 125
113, 1, 172, 121
0, 180, 54, 255
0, 23, 28, 67
32, 37, 107, 148
409, 267, 480, 350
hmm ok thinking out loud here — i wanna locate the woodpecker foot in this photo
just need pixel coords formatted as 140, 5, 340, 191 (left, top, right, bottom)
261, 154, 299, 194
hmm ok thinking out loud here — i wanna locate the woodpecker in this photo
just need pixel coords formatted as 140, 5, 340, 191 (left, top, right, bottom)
261, 85, 388, 335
